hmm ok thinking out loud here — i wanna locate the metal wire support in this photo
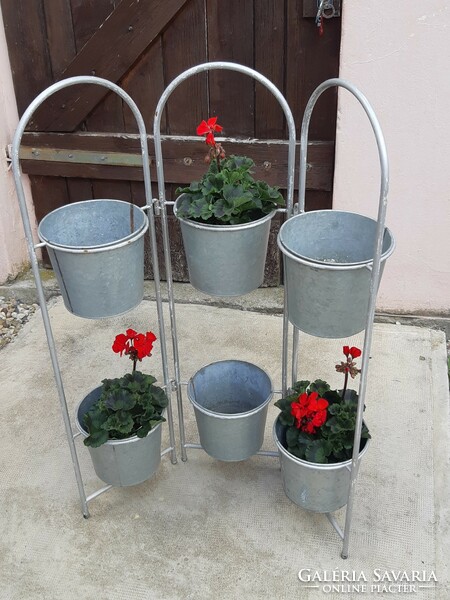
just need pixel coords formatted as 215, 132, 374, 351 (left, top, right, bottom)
11, 75, 177, 517
153, 61, 296, 461
285, 78, 390, 558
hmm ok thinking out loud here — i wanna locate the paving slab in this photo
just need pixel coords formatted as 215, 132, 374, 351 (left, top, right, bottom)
0, 298, 448, 600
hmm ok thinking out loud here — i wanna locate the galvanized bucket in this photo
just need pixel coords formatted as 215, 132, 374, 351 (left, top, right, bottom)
76, 387, 162, 487
278, 210, 395, 338
274, 417, 370, 513
174, 196, 275, 297
188, 360, 273, 461
38, 199, 148, 319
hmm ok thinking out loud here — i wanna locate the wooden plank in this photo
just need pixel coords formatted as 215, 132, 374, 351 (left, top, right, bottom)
70, 0, 116, 52
254, 0, 286, 139
122, 38, 166, 134
91, 179, 132, 201
0, 0, 53, 115
30, 175, 69, 221
42, 0, 76, 76
19, 133, 334, 190
66, 178, 94, 203
162, 0, 208, 135
28, 0, 190, 132
73, 0, 126, 133
286, 0, 341, 140
207, 0, 255, 137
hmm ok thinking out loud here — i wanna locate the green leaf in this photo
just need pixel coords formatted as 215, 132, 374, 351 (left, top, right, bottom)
292, 381, 310, 394
83, 430, 109, 448
286, 427, 300, 447
305, 440, 329, 464
103, 411, 135, 434
176, 154, 284, 225
104, 389, 135, 412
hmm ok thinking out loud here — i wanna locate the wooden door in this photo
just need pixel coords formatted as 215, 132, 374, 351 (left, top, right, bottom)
1, 0, 342, 284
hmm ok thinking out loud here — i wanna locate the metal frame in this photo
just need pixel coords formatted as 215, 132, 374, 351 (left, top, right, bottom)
284, 78, 390, 558
11, 76, 177, 518
152, 61, 296, 462
10, 69, 389, 559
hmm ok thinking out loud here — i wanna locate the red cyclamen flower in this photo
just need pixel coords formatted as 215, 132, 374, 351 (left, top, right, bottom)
197, 117, 223, 147
291, 391, 328, 435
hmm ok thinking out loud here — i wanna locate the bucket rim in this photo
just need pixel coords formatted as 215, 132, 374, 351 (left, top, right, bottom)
174, 194, 276, 232
278, 209, 395, 269
75, 388, 164, 446
187, 359, 273, 419
38, 199, 149, 253
272, 415, 370, 470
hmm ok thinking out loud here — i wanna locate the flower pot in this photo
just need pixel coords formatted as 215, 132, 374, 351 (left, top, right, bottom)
187, 360, 273, 461
278, 210, 395, 338
38, 199, 148, 319
174, 195, 275, 297
273, 416, 370, 513
75, 387, 162, 487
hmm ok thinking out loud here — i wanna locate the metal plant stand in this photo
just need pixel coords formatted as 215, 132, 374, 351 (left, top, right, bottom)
153, 68, 391, 559
11, 67, 391, 559
281, 78, 392, 558
11, 76, 177, 518
152, 62, 296, 463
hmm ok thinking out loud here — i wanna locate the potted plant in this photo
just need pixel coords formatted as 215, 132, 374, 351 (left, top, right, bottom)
273, 345, 370, 513
75, 328, 168, 487
174, 117, 285, 296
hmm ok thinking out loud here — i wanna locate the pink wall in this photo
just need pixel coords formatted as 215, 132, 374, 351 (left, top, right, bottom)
334, 1, 450, 314
0, 6, 36, 284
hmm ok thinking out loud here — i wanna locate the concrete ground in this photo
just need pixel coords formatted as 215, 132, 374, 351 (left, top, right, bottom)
0, 294, 449, 600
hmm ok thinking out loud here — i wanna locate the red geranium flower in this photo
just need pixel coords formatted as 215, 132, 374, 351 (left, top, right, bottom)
343, 345, 361, 359
112, 329, 157, 371
291, 391, 328, 435
197, 117, 223, 147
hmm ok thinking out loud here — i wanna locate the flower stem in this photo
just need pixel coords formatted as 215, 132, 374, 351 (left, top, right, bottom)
341, 369, 349, 401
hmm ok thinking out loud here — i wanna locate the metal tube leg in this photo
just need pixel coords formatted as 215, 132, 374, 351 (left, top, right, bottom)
291, 326, 299, 386
145, 205, 177, 465
281, 282, 290, 396
35, 264, 90, 518
160, 203, 188, 461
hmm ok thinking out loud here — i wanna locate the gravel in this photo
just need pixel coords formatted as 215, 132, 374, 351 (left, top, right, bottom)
0, 296, 38, 350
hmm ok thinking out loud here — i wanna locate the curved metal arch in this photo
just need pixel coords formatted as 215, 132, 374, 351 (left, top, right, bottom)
10, 75, 176, 517
290, 77, 392, 559
153, 61, 296, 216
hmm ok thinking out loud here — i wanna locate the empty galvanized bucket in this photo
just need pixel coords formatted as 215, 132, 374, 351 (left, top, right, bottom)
76, 387, 162, 487
278, 210, 395, 338
38, 199, 148, 319
188, 360, 273, 461
174, 195, 274, 297
274, 417, 370, 513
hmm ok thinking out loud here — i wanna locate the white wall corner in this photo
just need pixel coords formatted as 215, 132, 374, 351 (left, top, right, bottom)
0, 6, 37, 284
333, 0, 450, 314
